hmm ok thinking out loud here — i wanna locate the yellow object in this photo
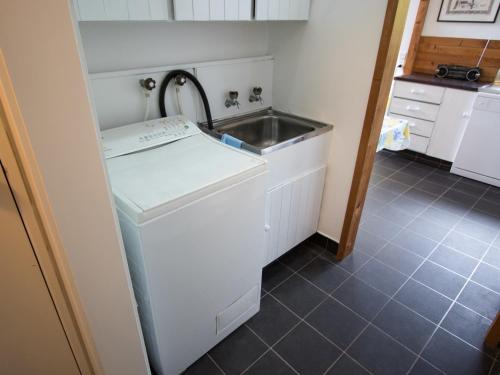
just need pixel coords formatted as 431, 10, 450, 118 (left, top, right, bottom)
377, 116, 410, 152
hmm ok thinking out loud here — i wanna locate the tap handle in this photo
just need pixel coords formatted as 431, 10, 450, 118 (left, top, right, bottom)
253, 87, 263, 96
229, 91, 239, 100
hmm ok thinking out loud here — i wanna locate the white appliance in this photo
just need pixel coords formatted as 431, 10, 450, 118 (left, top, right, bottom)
451, 90, 500, 187
101, 116, 267, 374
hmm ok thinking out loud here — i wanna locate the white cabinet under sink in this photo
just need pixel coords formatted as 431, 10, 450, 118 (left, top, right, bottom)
263, 130, 331, 266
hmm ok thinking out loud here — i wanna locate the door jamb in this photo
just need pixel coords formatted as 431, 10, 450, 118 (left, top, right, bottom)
337, 0, 411, 259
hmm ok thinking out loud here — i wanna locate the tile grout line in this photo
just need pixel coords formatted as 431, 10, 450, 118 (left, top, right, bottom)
405, 186, 497, 374
206, 353, 227, 375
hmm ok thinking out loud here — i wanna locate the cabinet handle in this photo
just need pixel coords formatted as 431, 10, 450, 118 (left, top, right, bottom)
410, 88, 425, 95
264, 224, 271, 232
406, 105, 421, 112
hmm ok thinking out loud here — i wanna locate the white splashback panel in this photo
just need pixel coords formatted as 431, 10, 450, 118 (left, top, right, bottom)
89, 56, 273, 130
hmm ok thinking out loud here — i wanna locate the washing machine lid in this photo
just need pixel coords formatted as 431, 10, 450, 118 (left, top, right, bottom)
106, 133, 266, 223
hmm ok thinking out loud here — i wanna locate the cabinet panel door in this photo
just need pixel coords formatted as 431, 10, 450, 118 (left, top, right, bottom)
193, 0, 210, 20
225, 0, 239, 20
297, 0, 310, 19
210, 0, 225, 20
268, 0, 280, 19
104, 0, 128, 19
174, 0, 194, 20
286, 176, 304, 250
149, 0, 168, 19
128, 0, 151, 19
255, 0, 269, 19
277, 184, 292, 257
265, 186, 283, 265
238, 0, 252, 20
278, 0, 290, 19
427, 89, 477, 162
76, 0, 106, 20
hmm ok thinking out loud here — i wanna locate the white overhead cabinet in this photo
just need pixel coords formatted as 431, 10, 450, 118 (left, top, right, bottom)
74, 0, 169, 20
256, 0, 310, 20
173, 0, 252, 20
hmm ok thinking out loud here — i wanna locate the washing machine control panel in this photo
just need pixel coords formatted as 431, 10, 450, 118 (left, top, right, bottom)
101, 116, 201, 159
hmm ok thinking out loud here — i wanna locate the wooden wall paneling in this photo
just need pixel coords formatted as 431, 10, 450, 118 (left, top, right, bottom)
403, 0, 429, 75
337, 0, 410, 259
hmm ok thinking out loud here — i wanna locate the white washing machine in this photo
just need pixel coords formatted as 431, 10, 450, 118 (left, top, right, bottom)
101, 116, 267, 375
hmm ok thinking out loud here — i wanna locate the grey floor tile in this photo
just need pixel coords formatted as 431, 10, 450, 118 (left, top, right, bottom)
390, 171, 422, 186
422, 329, 492, 375
326, 355, 370, 375
375, 243, 424, 276
441, 303, 492, 350
379, 157, 411, 170
361, 215, 403, 241
419, 206, 461, 228
395, 279, 452, 324
209, 325, 268, 375
354, 229, 387, 256
391, 229, 438, 257
246, 295, 299, 346
442, 230, 490, 259
366, 186, 399, 204
429, 245, 479, 278
374, 203, 416, 227
391, 195, 429, 216
483, 247, 500, 269
271, 275, 327, 318
307, 297, 368, 350
280, 243, 319, 271
262, 261, 294, 292
244, 351, 295, 375
274, 323, 341, 375
465, 209, 500, 231
455, 218, 499, 244
458, 282, 500, 321
475, 199, 500, 219
407, 217, 450, 242
432, 196, 471, 217
378, 178, 411, 194
332, 277, 389, 321
373, 164, 396, 178
333, 250, 372, 273
363, 197, 386, 214
373, 300, 435, 353
369, 173, 386, 186
443, 188, 478, 206
182, 355, 223, 375
299, 257, 350, 294
348, 325, 417, 375
424, 169, 460, 187
494, 236, 500, 249
415, 180, 450, 196
471, 263, 500, 294
403, 188, 438, 205
408, 359, 444, 375
355, 259, 408, 296
453, 179, 489, 197
483, 187, 500, 203
413, 261, 467, 299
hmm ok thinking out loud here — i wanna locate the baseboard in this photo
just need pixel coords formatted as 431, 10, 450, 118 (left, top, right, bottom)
308, 232, 339, 254
388, 150, 452, 171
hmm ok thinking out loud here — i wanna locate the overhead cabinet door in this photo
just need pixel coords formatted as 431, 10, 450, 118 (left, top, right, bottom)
255, 0, 310, 20
75, 0, 169, 20
174, 0, 252, 20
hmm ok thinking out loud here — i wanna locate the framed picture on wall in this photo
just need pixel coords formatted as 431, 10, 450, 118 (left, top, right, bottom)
438, 0, 500, 22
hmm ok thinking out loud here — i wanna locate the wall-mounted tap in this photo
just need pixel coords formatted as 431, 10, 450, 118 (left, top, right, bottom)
249, 87, 263, 104
225, 91, 240, 109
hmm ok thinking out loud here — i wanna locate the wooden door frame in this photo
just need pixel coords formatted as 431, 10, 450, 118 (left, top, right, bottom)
0, 51, 97, 374
337, 0, 412, 259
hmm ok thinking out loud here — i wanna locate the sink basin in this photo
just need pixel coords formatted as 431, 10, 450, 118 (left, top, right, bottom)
202, 109, 333, 155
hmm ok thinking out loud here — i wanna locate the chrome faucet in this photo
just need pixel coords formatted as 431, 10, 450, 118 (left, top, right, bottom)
249, 87, 263, 104
225, 91, 240, 109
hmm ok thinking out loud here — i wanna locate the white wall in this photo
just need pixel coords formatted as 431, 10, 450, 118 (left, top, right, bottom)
80, 21, 270, 73
0, 1, 150, 374
422, 0, 500, 39
269, 0, 388, 241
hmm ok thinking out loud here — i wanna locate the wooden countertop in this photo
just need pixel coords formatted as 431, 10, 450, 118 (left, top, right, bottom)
394, 73, 490, 92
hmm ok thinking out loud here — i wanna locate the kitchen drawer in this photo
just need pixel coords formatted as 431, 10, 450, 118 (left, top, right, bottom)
390, 97, 440, 122
393, 81, 445, 104
388, 113, 435, 138
408, 134, 429, 154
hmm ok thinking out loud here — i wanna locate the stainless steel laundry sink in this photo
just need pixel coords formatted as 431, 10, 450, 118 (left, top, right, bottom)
202, 109, 333, 155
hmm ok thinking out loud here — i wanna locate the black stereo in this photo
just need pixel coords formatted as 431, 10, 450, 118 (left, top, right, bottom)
435, 64, 481, 82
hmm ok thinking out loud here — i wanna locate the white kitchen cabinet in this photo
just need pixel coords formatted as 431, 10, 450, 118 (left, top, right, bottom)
74, 0, 169, 20
264, 167, 326, 266
255, 0, 310, 20
427, 89, 476, 162
174, 0, 252, 20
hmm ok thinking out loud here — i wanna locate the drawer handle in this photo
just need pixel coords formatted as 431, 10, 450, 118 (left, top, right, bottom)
410, 88, 425, 95
406, 105, 421, 112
